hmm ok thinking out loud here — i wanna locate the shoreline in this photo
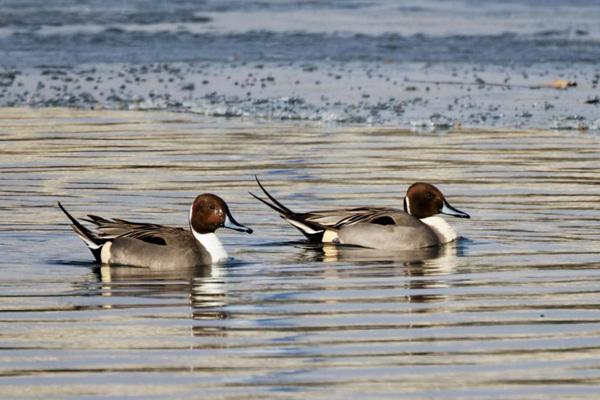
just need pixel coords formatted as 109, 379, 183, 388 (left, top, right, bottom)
1, 61, 598, 131
0, 106, 594, 136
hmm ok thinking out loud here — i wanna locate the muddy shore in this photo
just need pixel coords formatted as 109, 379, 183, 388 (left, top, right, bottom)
1, 61, 598, 130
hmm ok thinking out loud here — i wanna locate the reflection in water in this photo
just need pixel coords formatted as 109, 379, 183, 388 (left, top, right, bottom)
190, 265, 231, 338
97, 263, 230, 337
98, 264, 213, 282
319, 241, 453, 266
312, 241, 458, 305
2, 109, 600, 399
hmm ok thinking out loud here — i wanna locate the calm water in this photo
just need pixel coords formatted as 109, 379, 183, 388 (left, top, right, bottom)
1, 108, 600, 398
2, 0, 600, 66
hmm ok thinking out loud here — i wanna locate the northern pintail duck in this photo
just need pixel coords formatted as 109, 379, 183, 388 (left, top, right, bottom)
58, 194, 252, 268
250, 177, 469, 250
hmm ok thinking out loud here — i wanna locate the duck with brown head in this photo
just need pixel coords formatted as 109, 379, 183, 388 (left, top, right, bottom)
251, 177, 469, 251
188, 194, 253, 262
403, 182, 470, 220
59, 193, 252, 269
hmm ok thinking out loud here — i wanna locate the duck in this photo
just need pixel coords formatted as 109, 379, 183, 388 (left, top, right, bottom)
58, 194, 252, 268
250, 177, 469, 251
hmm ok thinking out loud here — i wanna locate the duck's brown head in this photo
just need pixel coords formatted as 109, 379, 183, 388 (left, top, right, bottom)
190, 193, 253, 234
403, 182, 470, 220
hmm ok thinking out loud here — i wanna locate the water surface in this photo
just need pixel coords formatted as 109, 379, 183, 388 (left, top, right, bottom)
1, 108, 600, 398
2, 0, 600, 128
2, 0, 600, 66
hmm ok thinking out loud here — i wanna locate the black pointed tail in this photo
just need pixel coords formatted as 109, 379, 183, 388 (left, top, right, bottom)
57, 202, 103, 261
250, 176, 325, 242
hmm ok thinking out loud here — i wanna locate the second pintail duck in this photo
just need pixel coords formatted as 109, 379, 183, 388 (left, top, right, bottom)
58, 194, 252, 268
250, 177, 469, 250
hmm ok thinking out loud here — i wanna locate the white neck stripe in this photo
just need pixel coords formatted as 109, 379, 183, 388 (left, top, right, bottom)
420, 216, 458, 244
405, 197, 411, 215
192, 227, 228, 263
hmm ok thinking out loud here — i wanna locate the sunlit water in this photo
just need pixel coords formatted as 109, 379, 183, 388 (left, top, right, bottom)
1, 108, 600, 399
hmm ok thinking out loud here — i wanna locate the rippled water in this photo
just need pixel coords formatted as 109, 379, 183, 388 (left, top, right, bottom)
2, 0, 600, 66
3, 0, 599, 128
1, 108, 600, 398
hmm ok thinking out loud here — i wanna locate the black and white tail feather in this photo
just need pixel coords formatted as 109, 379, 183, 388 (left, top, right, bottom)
57, 202, 106, 262
249, 177, 328, 242
250, 177, 405, 243
59, 202, 174, 261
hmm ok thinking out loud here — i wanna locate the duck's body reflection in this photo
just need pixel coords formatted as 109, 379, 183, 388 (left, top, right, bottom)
93, 240, 462, 339
96, 263, 230, 337
320, 242, 453, 266
302, 241, 460, 305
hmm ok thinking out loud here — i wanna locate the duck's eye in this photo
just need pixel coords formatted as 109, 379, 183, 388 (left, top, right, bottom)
209, 204, 216, 210
426, 192, 433, 199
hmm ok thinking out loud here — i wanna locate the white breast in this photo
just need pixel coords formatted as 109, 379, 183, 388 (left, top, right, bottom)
420, 216, 458, 244
192, 230, 229, 263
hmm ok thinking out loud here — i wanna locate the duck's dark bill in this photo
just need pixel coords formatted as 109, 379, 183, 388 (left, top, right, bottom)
223, 214, 253, 233
441, 201, 470, 219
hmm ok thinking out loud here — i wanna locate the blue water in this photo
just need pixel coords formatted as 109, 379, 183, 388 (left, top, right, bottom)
1, 0, 600, 66
1, 109, 600, 399
1, 0, 599, 128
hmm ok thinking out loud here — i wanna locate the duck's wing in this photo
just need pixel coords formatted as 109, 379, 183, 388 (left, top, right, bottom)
82, 214, 185, 245
250, 177, 404, 242
302, 207, 401, 228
